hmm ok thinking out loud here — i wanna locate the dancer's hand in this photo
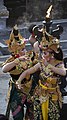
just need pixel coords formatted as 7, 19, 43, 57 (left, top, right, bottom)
16, 80, 22, 90
19, 55, 30, 61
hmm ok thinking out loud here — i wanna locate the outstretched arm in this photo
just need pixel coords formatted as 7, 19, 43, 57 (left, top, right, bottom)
2, 56, 28, 73
2, 60, 16, 73
42, 56, 66, 76
50, 63, 66, 76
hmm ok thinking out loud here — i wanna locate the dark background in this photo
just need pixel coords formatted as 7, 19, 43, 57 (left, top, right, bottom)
4, 0, 67, 27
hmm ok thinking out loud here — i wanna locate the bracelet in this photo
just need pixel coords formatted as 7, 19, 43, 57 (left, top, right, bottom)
16, 79, 21, 84
14, 58, 20, 65
47, 64, 52, 69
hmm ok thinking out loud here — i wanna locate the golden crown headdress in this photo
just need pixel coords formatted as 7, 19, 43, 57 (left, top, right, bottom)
5, 25, 25, 54
40, 28, 60, 52
39, 5, 59, 52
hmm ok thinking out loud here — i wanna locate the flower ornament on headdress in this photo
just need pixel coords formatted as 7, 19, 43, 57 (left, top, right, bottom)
5, 24, 25, 55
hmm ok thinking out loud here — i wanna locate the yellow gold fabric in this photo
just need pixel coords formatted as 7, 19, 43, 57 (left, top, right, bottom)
52, 94, 58, 101
9, 68, 22, 75
21, 79, 32, 95
47, 77, 57, 84
41, 99, 49, 120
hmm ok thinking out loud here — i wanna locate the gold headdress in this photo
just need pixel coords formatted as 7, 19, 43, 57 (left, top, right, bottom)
40, 5, 60, 53
13, 24, 18, 30
5, 24, 25, 54
40, 29, 60, 52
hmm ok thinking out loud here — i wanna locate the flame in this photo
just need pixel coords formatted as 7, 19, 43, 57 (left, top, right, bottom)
46, 5, 53, 18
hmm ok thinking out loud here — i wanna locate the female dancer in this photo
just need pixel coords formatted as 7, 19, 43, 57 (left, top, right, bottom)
2, 25, 34, 120
16, 32, 66, 120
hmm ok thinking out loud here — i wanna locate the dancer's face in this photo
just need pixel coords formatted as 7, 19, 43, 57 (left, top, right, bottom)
42, 49, 53, 60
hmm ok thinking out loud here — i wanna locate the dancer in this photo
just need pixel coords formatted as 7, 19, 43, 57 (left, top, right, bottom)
16, 31, 66, 120
2, 25, 33, 120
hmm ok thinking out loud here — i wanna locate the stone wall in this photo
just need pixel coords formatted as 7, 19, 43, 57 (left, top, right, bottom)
0, 0, 9, 29
3, 0, 67, 27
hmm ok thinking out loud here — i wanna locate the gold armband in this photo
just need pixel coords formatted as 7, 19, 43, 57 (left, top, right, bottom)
14, 58, 20, 65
